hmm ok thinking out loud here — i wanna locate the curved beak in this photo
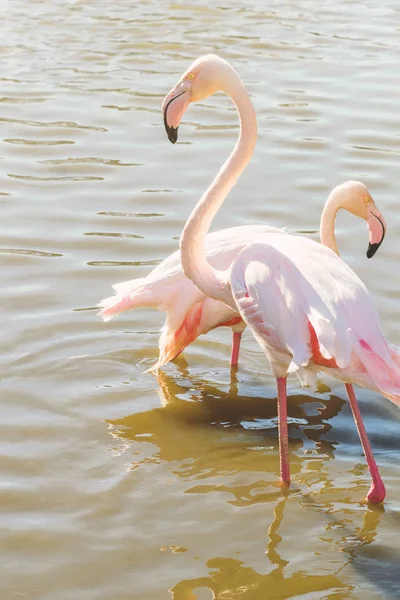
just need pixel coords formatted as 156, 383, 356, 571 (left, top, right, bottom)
162, 83, 191, 144
366, 206, 386, 258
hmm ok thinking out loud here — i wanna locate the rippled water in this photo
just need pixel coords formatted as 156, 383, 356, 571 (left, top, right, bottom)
1, 1, 400, 598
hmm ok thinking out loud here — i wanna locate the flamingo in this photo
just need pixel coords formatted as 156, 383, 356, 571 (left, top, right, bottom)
162, 54, 400, 504
98, 196, 386, 371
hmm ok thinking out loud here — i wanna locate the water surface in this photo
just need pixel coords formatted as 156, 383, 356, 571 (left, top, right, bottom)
1, 1, 400, 598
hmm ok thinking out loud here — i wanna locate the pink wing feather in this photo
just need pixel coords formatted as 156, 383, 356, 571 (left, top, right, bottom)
230, 235, 400, 405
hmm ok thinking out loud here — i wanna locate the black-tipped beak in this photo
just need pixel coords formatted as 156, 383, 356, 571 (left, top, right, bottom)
165, 124, 178, 144
163, 90, 185, 145
366, 211, 386, 259
367, 242, 381, 259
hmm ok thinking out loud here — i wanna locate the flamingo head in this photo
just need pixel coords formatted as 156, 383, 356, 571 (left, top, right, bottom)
334, 181, 387, 258
162, 54, 236, 144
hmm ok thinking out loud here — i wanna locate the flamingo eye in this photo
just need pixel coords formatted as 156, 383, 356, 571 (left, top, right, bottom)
187, 73, 195, 80
365, 197, 371, 204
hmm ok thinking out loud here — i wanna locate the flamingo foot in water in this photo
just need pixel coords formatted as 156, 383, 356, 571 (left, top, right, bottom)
277, 377, 290, 485
230, 331, 242, 367
366, 480, 386, 505
345, 383, 386, 504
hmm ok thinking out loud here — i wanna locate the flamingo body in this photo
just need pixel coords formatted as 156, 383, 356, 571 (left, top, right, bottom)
229, 234, 400, 404
99, 224, 283, 367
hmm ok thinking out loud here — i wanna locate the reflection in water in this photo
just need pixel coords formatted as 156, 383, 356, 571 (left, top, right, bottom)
109, 366, 347, 503
169, 495, 386, 599
107, 368, 400, 598
170, 556, 348, 599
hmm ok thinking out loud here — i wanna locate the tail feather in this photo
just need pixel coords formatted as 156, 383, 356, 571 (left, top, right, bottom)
354, 337, 400, 406
148, 301, 204, 372
97, 277, 157, 321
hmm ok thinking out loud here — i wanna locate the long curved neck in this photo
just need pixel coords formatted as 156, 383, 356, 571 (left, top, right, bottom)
319, 191, 342, 256
180, 75, 257, 305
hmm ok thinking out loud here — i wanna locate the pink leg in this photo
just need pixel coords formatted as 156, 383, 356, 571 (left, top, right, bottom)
345, 383, 385, 504
277, 377, 290, 485
230, 331, 242, 367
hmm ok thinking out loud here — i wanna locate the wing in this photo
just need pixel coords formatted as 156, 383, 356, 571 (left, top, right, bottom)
99, 224, 284, 322
272, 235, 395, 373
229, 241, 340, 377
150, 224, 285, 280
230, 235, 400, 401
229, 237, 371, 375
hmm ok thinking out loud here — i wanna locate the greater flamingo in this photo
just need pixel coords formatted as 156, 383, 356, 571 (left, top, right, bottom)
99, 199, 385, 370
162, 54, 399, 503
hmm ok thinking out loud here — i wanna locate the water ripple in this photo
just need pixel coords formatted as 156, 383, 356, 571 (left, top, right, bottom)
98, 211, 164, 218
8, 174, 103, 182
0, 117, 107, 132
0, 248, 63, 257
40, 158, 143, 167
87, 259, 161, 267
84, 232, 145, 240
5, 138, 75, 146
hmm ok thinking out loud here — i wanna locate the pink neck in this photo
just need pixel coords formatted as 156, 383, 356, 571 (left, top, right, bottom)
179, 75, 258, 306
319, 189, 341, 255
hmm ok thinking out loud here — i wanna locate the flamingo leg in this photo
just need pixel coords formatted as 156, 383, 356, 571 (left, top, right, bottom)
230, 331, 242, 367
345, 383, 385, 504
277, 377, 290, 485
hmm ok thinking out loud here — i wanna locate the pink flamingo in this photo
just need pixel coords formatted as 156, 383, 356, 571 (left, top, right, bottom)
99, 224, 281, 368
162, 54, 400, 504
98, 198, 386, 372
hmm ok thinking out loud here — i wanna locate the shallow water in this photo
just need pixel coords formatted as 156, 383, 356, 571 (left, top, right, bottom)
1, 0, 400, 598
